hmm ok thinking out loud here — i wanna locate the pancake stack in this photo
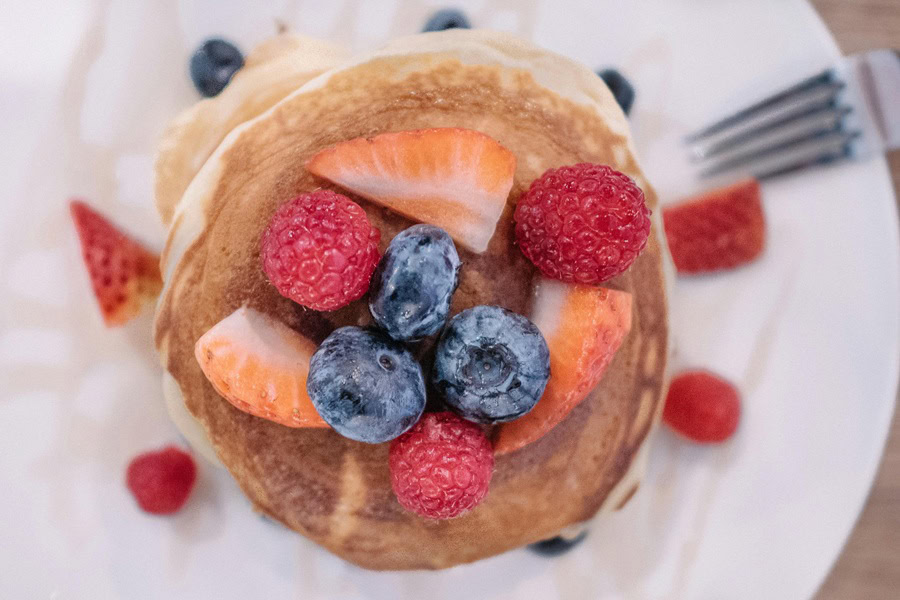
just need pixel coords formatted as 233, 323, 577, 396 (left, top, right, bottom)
154, 29, 671, 570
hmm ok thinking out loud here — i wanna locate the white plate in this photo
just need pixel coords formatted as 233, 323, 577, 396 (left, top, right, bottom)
1, 1, 898, 598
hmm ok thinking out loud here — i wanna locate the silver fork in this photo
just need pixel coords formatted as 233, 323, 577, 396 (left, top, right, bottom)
686, 49, 900, 179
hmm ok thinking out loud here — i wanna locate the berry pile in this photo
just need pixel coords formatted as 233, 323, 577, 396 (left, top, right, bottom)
195, 129, 654, 520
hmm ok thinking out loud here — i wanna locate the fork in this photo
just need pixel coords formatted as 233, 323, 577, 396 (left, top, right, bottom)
686, 49, 900, 179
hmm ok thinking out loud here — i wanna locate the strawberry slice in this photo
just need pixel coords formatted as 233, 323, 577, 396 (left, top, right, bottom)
194, 306, 328, 428
494, 279, 632, 455
70, 199, 162, 327
306, 128, 516, 253
662, 178, 765, 274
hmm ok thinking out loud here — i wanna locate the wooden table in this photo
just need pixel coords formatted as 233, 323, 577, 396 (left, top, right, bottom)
810, 2, 900, 598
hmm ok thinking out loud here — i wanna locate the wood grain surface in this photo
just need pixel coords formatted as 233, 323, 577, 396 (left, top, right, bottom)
809, 1, 900, 598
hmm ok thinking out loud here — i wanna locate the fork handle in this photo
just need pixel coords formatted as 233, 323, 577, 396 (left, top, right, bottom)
853, 49, 900, 153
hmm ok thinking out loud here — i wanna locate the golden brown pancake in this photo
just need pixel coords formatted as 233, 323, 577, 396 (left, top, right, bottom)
154, 30, 670, 570
153, 33, 348, 226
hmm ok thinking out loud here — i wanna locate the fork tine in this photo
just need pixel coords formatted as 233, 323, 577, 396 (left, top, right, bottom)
692, 105, 852, 163
699, 130, 860, 179
688, 81, 845, 158
686, 69, 836, 142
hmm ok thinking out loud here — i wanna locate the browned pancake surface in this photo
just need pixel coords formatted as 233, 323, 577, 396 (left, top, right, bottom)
155, 55, 669, 570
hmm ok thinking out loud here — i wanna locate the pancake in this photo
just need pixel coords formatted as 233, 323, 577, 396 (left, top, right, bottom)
153, 33, 349, 226
154, 29, 670, 570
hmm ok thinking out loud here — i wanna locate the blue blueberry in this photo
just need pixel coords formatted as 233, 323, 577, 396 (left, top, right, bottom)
423, 9, 471, 32
190, 38, 244, 97
433, 306, 550, 424
528, 529, 588, 557
369, 225, 461, 341
307, 327, 425, 443
259, 514, 285, 529
597, 68, 635, 116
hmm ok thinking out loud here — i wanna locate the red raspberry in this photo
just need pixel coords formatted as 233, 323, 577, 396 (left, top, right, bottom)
126, 446, 197, 515
663, 371, 741, 443
514, 163, 651, 284
389, 412, 494, 519
260, 190, 381, 311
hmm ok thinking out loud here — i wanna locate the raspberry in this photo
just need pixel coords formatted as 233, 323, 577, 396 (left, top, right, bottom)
126, 446, 197, 515
389, 412, 494, 519
514, 163, 651, 284
663, 371, 741, 443
260, 190, 381, 311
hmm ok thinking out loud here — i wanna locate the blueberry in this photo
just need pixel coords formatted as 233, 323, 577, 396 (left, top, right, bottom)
259, 514, 285, 529
528, 529, 588, 557
423, 9, 471, 32
307, 327, 425, 443
190, 38, 244, 97
433, 306, 550, 424
369, 225, 461, 341
597, 68, 635, 116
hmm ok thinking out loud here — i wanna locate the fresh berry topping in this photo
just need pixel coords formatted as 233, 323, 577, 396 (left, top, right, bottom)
663, 178, 765, 274
194, 306, 328, 428
494, 279, 632, 454
369, 225, 461, 341
69, 199, 162, 327
307, 327, 426, 443
126, 446, 197, 515
422, 9, 471, 32
306, 128, 516, 253
663, 371, 741, 443
433, 306, 550, 424
597, 68, 636, 116
529, 528, 589, 557
389, 411, 493, 519
190, 38, 244, 97
514, 163, 651, 284
260, 190, 381, 311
